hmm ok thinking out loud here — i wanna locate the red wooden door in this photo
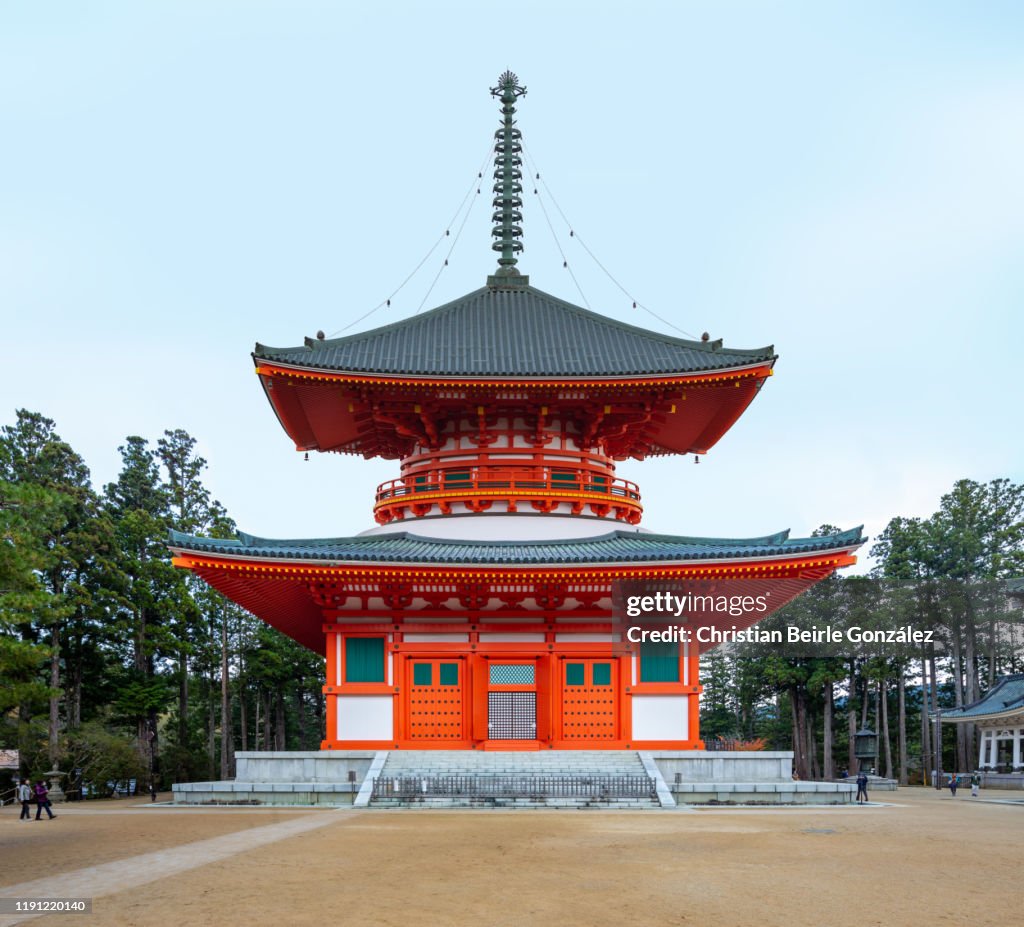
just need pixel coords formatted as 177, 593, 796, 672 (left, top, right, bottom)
406, 659, 465, 740
560, 660, 618, 741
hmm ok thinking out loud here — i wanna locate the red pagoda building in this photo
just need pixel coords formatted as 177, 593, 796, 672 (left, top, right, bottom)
170, 73, 862, 751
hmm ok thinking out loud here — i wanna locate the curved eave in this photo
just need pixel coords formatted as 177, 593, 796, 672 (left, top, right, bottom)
252, 358, 777, 385
940, 674, 1024, 723
170, 544, 859, 573
253, 359, 775, 458
170, 545, 859, 654
943, 707, 1024, 723
169, 528, 862, 652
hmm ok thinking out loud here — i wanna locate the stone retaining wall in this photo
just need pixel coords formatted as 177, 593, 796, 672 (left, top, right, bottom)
173, 750, 861, 806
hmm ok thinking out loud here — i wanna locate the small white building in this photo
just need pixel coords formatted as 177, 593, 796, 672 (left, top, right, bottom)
943, 673, 1024, 788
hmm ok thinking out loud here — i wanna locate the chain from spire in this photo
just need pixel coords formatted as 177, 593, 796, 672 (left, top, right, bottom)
487, 70, 529, 287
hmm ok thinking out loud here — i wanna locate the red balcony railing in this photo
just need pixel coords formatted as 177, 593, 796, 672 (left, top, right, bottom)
373, 467, 642, 525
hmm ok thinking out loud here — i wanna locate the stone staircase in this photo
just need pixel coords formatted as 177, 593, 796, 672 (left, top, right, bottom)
368, 750, 663, 809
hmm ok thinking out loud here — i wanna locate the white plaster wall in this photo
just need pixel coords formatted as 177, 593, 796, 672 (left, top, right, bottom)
337, 696, 393, 741
554, 633, 615, 642
478, 633, 545, 642
402, 633, 470, 642
359, 514, 650, 540
632, 695, 688, 741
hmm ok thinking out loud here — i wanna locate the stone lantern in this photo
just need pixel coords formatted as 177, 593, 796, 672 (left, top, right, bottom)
854, 728, 878, 774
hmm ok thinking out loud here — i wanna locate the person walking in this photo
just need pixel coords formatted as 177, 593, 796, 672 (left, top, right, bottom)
855, 769, 868, 804
18, 780, 33, 820
34, 780, 55, 820
948, 772, 959, 798
970, 771, 980, 798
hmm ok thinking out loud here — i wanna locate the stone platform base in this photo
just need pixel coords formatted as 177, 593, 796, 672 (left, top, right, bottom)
673, 781, 856, 804
979, 772, 1024, 790
172, 783, 357, 805
173, 750, 858, 807
651, 752, 857, 804
173, 751, 374, 806
830, 774, 899, 792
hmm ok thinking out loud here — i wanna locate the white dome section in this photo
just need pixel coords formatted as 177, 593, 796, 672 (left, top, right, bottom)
358, 513, 652, 542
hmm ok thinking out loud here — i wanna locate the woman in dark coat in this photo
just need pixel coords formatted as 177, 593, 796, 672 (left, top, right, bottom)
34, 780, 56, 820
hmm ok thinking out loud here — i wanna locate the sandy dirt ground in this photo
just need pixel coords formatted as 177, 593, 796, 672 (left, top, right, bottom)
1, 788, 1021, 927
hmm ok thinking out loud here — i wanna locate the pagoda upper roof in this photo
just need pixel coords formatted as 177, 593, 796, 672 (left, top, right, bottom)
254, 285, 776, 380
942, 674, 1024, 723
169, 525, 862, 566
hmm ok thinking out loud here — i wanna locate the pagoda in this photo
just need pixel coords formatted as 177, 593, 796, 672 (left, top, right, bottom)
170, 72, 863, 750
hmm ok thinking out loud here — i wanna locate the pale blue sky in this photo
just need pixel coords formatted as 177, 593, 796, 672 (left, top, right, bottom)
2, 2, 1022, 570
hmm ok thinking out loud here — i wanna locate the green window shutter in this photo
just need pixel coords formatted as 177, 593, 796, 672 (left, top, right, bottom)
439, 663, 459, 686
346, 638, 385, 683
640, 641, 679, 682
565, 663, 585, 686
444, 470, 472, 488
592, 663, 612, 686
413, 663, 433, 686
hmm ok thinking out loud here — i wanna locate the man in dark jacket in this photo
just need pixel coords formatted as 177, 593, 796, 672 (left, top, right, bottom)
855, 770, 869, 804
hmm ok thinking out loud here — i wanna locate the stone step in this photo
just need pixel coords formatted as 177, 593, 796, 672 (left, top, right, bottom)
371, 798, 661, 809
369, 750, 659, 808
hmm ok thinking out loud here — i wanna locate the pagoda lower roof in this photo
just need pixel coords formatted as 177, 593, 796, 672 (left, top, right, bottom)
168, 526, 863, 567
942, 674, 1024, 722
253, 285, 776, 379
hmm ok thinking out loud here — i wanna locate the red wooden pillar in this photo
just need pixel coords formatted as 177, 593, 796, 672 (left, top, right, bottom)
689, 644, 703, 747
323, 630, 339, 747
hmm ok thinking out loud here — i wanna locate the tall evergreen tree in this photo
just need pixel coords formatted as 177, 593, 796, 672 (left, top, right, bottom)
0, 480, 59, 739
104, 436, 187, 771
0, 410, 110, 765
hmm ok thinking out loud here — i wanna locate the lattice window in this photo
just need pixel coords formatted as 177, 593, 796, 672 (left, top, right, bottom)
490, 664, 535, 685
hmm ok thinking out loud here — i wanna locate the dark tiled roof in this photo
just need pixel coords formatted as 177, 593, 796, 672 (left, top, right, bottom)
942, 674, 1024, 721
254, 286, 775, 378
1007, 577, 1024, 596
168, 526, 863, 566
